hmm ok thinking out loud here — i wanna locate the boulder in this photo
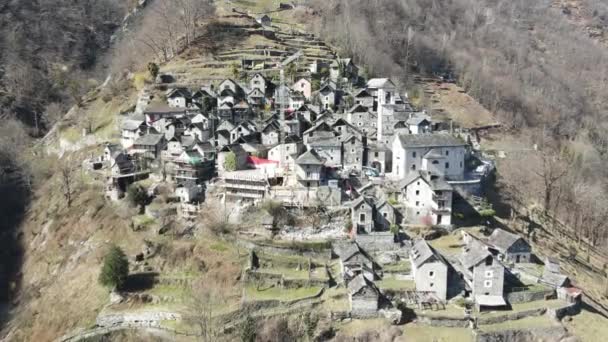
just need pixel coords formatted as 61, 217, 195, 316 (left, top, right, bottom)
109, 291, 125, 304
379, 308, 402, 325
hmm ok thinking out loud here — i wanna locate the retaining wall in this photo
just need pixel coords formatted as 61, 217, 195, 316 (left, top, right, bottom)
506, 289, 555, 304
235, 238, 332, 259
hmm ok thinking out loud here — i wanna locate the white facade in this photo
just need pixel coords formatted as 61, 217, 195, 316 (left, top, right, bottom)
401, 174, 453, 226
392, 135, 467, 180
292, 78, 312, 99
412, 259, 448, 301
168, 96, 187, 108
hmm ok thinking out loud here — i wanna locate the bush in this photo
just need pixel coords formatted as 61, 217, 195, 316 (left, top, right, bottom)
479, 209, 496, 218
241, 315, 256, 342
127, 184, 148, 214
99, 245, 129, 290
223, 152, 237, 171
147, 62, 159, 80
344, 218, 353, 233
390, 223, 399, 235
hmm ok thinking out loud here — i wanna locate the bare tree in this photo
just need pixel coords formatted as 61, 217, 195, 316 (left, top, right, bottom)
59, 163, 76, 208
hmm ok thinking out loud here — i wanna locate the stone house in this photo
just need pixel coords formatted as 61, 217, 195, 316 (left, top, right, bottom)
144, 104, 187, 125
303, 121, 336, 145
191, 88, 216, 109
375, 200, 396, 231
350, 196, 375, 233
120, 118, 145, 149
406, 113, 432, 134
410, 239, 449, 301
267, 139, 303, 171
104, 143, 135, 176
366, 143, 391, 175
247, 88, 266, 109
348, 274, 380, 318
175, 181, 204, 203
460, 238, 506, 309
398, 171, 453, 226
318, 84, 338, 110
295, 149, 324, 187
330, 58, 358, 83
183, 123, 210, 143
341, 134, 365, 171
289, 91, 306, 111
189, 112, 215, 133
487, 228, 532, 264
352, 89, 374, 108
131, 134, 166, 160
347, 105, 377, 133
337, 242, 379, 282
250, 73, 268, 94
292, 78, 312, 99
166, 87, 190, 108
392, 133, 467, 180
541, 257, 570, 288
261, 120, 281, 146
308, 137, 342, 168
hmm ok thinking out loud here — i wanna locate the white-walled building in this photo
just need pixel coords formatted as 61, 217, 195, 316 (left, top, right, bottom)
392, 133, 467, 180
398, 171, 454, 226
410, 239, 449, 301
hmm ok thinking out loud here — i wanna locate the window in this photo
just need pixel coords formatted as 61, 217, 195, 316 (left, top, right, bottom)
301, 82, 305, 88
412, 151, 417, 158
383, 212, 388, 218
416, 201, 420, 206
411, 164, 416, 170
432, 160, 439, 165
417, 181, 420, 185
430, 282, 434, 288
356, 158, 360, 162
445, 162, 450, 169
484, 280, 492, 288
360, 213, 366, 222
351, 149, 355, 153
446, 150, 449, 156
485, 270, 494, 278
460, 162, 463, 168
485, 256, 493, 266
416, 211, 420, 215
429, 271, 435, 278
374, 152, 379, 157
416, 190, 420, 195
254, 81, 260, 85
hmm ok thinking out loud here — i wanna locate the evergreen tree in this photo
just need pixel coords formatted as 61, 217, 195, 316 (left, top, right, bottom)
99, 245, 129, 290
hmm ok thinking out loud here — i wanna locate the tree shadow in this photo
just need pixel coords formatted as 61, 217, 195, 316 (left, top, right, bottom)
0, 169, 28, 332
121, 272, 159, 293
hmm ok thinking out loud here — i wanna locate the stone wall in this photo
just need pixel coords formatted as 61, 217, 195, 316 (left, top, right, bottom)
474, 325, 568, 342
96, 311, 181, 328
548, 303, 580, 320
244, 269, 329, 288
506, 289, 555, 304
235, 238, 332, 260
476, 308, 545, 325
355, 233, 403, 253
415, 315, 470, 328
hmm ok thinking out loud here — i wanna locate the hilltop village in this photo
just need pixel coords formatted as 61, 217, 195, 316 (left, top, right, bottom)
77, 45, 583, 332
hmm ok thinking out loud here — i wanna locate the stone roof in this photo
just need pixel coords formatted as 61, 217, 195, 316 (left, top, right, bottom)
295, 149, 324, 165
367, 78, 395, 89
488, 229, 524, 253
460, 238, 492, 270
348, 274, 378, 296
134, 134, 164, 146
396, 133, 467, 149
410, 239, 444, 268
349, 196, 373, 210
196, 141, 215, 152
352, 88, 372, 98
406, 113, 431, 125
121, 119, 143, 131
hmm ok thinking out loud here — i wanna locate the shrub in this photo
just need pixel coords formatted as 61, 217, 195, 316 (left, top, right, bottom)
390, 224, 399, 235
223, 152, 237, 171
99, 245, 129, 290
344, 218, 353, 233
479, 209, 496, 218
387, 196, 399, 205
147, 62, 159, 80
241, 315, 256, 342
127, 184, 148, 214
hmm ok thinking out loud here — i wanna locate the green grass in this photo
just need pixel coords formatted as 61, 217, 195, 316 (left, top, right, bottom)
477, 299, 566, 318
60, 127, 82, 143
383, 261, 412, 273
375, 278, 415, 290
397, 324, 472, 342
563, 309, 608, 342
478, 315, 558, 332
147, 284, 191, 302
429, 233, 465, 255
244, 285, 321, 301
133, 214, 156, 227
415, 304, 467, 319
257, 266, 310, 279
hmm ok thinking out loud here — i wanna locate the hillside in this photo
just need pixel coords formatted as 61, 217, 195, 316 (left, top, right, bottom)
2, 0, 608, 341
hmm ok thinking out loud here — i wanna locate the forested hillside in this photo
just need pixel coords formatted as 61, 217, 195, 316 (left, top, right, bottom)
311, 0, 608, 250
0, 0, 129, 130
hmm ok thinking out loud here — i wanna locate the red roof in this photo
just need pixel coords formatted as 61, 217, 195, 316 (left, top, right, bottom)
247, 156, 279, 165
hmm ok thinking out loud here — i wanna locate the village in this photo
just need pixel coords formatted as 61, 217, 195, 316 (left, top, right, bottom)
60, 4, 589, 341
